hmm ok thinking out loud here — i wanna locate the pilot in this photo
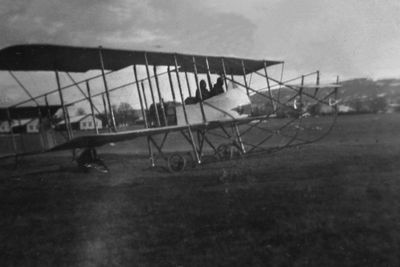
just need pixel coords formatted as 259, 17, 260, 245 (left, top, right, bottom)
196, 79, 210, 101
210, 77, 224, 97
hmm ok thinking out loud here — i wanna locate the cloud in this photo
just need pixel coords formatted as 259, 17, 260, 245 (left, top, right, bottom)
199, 0, 400, 78
1, 0, 400, 79
250, 0, 400, 78
0, 0, 256, 56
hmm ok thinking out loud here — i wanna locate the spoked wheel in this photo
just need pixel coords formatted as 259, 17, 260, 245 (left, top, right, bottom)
77, 148, 109, 173
167, 153, 187, 173
90, 159, 109, 173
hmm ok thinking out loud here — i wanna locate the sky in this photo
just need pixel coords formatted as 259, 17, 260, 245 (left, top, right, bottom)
1, 0, 400, 108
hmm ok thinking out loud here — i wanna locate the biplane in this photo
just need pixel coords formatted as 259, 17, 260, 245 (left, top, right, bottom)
0, 44, 340, 172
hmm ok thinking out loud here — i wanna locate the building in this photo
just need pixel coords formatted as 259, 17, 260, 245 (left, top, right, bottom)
0, 118, 47, 134
57, 114, 102, 131
0, 105, 62, 134
25, 118, 40, 133
11, 118, 40, 133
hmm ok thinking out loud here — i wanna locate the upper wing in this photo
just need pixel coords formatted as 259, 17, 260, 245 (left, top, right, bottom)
0, 44, 282, 75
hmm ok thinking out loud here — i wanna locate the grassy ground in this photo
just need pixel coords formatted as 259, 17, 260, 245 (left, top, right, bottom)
1, 113, 400, 266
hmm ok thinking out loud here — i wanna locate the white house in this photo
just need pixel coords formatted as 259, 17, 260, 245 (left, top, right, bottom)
11, 118, 40, 133
79, 115, 102, 130
0, 118, 41, 134
25, 118, 40, 133
57, 114, 102, 131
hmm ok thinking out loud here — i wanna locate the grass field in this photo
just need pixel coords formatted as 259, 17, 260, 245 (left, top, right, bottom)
1, 113, 400, 266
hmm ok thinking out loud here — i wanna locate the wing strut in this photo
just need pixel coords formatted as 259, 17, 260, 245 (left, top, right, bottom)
205, 57, 213, 91
133, 66, 148, 128
153, 65, 168, 126
6, 108, 18, 155
241, 60, 250, 97
98, 46, 117, 131
192, 56, 207, 123
144, 52, 161, 127
85, 81, 99, 135
184, 72, 193, 98
263, 61, 276, 113
313, 71, 320, 97
55, 71, 72, 140
133, 65, 155, 167
221, 58, 229, 92
167, 66, 177, 102
174, 54, 201, 164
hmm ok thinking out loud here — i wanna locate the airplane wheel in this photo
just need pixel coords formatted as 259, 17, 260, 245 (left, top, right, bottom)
77, 148, 109, 173
167, 153, 187, 173
92, 159, 109, 173
217, 144, 230, 160
77, 148, 96, 171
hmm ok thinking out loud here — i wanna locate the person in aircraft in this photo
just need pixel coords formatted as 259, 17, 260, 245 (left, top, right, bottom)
210, 77, 225, 97
196, 79, 210, 101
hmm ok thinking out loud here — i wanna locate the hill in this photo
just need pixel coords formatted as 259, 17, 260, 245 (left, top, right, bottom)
250, 78, 400, 114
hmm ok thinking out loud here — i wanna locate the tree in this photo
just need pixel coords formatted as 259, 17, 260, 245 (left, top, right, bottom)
76, 107, 86, 116
114, 102, 139, 126
117, 102, 133, 114
370, 96, 387, 113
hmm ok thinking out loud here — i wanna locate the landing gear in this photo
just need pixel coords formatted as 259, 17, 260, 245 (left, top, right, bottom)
76, 148, 109, 173
167, 153, 187, 173
216, 143, 243, 161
